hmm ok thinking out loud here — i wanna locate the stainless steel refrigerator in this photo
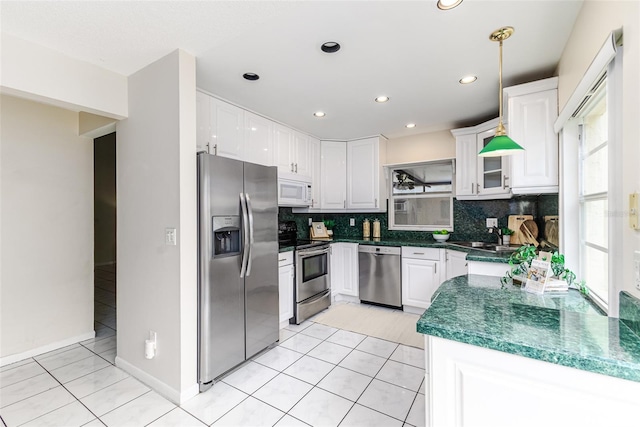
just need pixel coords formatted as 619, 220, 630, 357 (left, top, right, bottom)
197, 153, 279, 391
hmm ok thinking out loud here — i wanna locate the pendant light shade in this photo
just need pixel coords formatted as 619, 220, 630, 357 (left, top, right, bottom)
479, 26, 524, 157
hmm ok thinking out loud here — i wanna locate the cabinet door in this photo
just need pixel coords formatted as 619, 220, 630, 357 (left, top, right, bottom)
455, 134, 478, 197
320, 141, 347, 210
278, 263, 294, 325
330, 243, 359, 297
308, 137, 322, 210
196, 92, 211, 153
402, 258, 440, 309
211, 98, 245, 160
476, 128, 510, 197
446, 250, 468, 280
294, 131, 311, 176
508, 89, 559, 193
244, 112, 274, 166
274, 124, 295, 174
347, 138, 379, 210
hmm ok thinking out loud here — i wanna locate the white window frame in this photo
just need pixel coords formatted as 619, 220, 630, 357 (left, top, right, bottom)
557, 32, 622, 315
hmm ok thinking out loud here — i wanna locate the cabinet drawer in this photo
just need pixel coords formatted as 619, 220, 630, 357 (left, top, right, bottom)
402, 247, 441, 260
278, 251, 294, 267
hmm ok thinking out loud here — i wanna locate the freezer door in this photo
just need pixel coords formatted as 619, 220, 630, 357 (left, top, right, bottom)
243, 161, 279, 359
198, 154, 245, 387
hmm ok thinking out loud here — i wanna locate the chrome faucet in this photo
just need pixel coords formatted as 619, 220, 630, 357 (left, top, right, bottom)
488, 227, 503, 245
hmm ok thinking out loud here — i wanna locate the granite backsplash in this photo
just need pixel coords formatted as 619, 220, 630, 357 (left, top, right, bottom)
279, 194, 558, 243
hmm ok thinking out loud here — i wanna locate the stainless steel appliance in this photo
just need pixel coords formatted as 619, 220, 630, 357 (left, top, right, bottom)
293, 241, 331, 324
198, 153, 279, 391
358, 246, 402, 308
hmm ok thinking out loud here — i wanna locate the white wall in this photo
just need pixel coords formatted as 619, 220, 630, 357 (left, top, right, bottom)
0, 33, 128, 120
115, 50, 198, 403
556, 0, 640, 303
0, 95, 94, 362
386, 130, 455, 164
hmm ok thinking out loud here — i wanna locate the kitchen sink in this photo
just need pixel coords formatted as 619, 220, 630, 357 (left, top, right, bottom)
449, 241, 518, 253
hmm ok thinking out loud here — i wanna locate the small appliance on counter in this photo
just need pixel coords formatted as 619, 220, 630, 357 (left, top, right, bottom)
363, 219, 370, 238
372, 219, 381, 239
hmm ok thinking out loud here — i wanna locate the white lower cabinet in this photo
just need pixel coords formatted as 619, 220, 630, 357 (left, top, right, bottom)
278, 251, 294, 328
425, 335, 640, 427
330, 243, 359, 300
401, 247, 444, 312
445, 250, 468, 280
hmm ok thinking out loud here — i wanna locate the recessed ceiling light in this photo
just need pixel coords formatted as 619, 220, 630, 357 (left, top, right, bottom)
243, 72, 259, 81
321, 42, 341, 53
437, 0, 463, 10
459, 75, 478, 84
405, 123, 416, 129
314, 111, 326, 117
375, 96, 390, 103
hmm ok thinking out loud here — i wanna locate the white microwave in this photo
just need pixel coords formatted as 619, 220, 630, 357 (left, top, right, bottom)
278, 173, 312, 207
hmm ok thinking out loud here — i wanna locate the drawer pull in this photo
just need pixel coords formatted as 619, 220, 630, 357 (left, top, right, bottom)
413, 252, 425, 255
279, 258, 286, 262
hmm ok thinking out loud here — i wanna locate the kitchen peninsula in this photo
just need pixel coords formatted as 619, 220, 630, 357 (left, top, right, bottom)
417, 275, 640, 427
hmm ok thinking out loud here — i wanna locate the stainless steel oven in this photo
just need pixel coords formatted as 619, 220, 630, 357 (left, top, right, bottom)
293, 242, 331, 324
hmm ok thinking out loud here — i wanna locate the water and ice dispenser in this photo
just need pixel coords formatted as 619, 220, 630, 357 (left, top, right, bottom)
212, 216, 240, 257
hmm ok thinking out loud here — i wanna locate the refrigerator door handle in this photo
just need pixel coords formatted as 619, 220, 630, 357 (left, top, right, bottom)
239, 192, 249, 278
245, 193, 255, 276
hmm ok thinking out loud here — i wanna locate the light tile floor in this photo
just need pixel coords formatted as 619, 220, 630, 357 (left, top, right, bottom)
1, 272, 426, 427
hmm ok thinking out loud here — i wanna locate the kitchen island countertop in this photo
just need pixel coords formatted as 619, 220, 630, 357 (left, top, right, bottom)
417, 274, 640, 383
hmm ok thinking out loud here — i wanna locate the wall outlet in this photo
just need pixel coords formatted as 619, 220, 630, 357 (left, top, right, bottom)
350, 218, 355, 226
486, 218, 498, 228
165, 228, 177, 245
308, 218, 313, 226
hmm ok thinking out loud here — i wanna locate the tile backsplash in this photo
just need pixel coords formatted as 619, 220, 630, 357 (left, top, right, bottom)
279, 194, 558, 243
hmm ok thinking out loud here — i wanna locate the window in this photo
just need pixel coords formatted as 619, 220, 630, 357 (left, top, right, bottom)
578, 80, 609, 307
387, 160, 454, 231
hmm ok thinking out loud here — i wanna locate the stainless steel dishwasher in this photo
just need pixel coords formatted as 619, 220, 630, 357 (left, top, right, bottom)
358, 246, 401, 308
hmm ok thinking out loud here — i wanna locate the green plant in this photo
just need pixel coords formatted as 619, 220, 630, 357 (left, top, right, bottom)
500, 245, 588, 295
323, 219, 335, 230
433, 229, 449, 235
501, 227, 515, 236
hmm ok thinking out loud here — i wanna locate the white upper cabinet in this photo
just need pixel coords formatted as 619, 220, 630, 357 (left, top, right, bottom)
346, 137, 387, 211
452, 118, 511, 200
274, 124, 295, 173
275, 126, 312, 176
196, 91, 245, 160
320, 140, 347, 211
244, 111, 274, 166
308, 137, 322, 210
504, 77, 559, 194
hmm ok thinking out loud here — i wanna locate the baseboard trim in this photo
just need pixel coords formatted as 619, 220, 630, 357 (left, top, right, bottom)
115, 356, 199, 405
0, 331, 96, 367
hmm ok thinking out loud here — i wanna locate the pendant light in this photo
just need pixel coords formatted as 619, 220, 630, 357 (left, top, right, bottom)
479, 26, 524, 157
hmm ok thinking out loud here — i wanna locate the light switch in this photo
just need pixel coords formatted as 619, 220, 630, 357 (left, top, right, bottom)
350, 218, 355, 226
165, 228, 177, 245
486, 218, 498, 228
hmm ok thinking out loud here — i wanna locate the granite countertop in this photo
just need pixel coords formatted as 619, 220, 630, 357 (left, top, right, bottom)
329, 237, 513, 263
417, 274, 640, 383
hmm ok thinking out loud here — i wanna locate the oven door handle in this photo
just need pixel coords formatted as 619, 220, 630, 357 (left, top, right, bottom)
298, 248, 329, 258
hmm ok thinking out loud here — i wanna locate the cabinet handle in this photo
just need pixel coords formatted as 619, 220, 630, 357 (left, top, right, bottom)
213, 143, 218, 156
291, 162, 294, 172
311, 198, 314, 207
476, 183, 480, 194
471, 183, 474, 194
279, 258, 286, 262
503, 175, 509, 190
343, 200, 346, 208
375, 198, 378, 208
295, 163, 298, 173
434, 263, 437, 274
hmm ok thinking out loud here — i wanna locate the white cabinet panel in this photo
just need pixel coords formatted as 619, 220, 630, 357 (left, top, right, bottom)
347, 137, 384, 210
330, 243, 358, 298
210, 97, 245, 160
454, 134, 477, 197
274, 124, 295, 174
244, 112, 274, 166
320, 141, 347, 211
294, 131, 311, 177
446, 250, 468, 280
278, 252, 294, 327
401, 247, 443, 310
196, 91, 211, 153
308, 137, 321, 210
506, 79, 559, 194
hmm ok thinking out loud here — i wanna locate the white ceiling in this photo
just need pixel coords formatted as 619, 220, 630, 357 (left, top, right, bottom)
1, 0, 584, 140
